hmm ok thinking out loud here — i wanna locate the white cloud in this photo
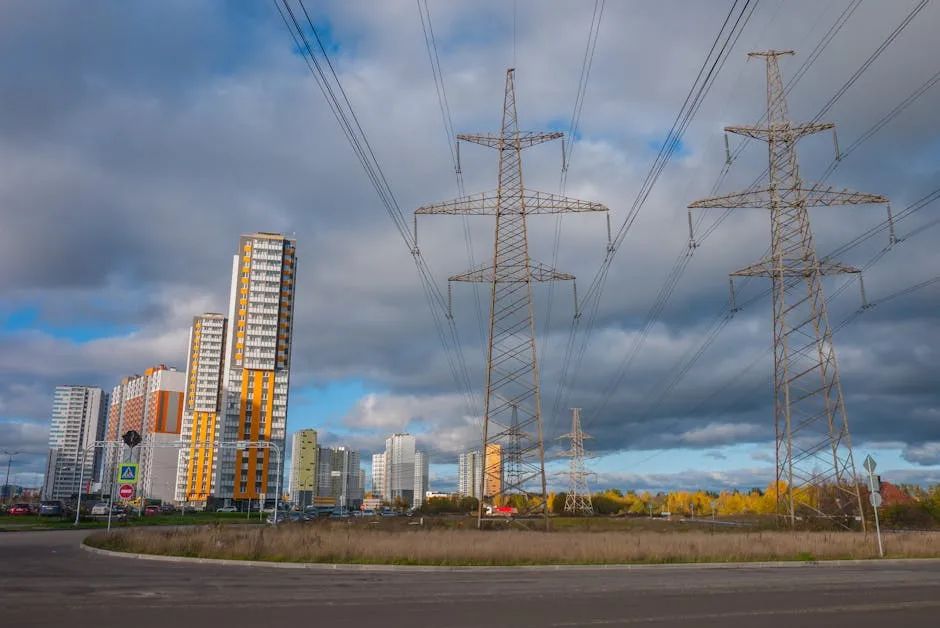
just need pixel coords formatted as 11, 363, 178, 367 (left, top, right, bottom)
903, 442, 940, 466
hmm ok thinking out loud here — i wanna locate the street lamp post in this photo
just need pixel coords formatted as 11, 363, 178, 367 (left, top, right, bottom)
2, 450, 22, 504
74, 444, 95, 525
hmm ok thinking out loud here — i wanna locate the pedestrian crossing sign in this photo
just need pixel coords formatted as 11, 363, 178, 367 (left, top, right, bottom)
118, 462, 138, 484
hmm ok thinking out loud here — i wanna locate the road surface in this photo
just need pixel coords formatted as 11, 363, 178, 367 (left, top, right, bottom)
2, 529, 940, 627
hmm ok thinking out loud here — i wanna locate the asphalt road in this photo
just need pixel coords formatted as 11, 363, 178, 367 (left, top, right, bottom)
3, 530, 940, 627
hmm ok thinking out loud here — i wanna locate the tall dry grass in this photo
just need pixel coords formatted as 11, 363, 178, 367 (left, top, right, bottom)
86, 524, 940, 565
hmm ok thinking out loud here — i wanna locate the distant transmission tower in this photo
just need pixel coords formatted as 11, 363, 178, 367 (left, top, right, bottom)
416, 69, 609, 529
689, 51, 888, 528
560, 408, 593, 516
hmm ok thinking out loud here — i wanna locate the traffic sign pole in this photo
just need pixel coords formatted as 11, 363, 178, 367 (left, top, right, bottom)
863, 454, 884, 558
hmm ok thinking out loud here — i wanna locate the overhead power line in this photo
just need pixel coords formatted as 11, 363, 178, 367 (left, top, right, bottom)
542, 0, 606, 387
416, 0, 488, 364
582, 0, 936, 432
551, 0, 761, 435
273, 0, 478, 414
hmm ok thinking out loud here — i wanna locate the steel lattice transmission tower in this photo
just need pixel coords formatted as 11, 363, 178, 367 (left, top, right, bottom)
416, 69, 609, 529
690, 51, 888, 528
560, 408, 594, 516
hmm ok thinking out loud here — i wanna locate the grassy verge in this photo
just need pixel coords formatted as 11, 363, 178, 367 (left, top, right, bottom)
0, 512, 264, 531
84, 523, 940, 566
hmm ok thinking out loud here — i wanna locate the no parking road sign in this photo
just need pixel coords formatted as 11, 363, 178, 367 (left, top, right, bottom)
118, 484, 135, 500
118, 462, 138, 484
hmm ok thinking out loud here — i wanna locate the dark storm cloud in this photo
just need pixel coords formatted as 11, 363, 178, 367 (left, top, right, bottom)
1, 1, 938, 482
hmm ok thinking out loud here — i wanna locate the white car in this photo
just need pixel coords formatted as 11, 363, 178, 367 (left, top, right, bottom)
216, 506, 237, 513
90, 502, 110, 516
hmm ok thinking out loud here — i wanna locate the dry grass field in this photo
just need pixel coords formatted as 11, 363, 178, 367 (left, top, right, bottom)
86, 522, 940, 565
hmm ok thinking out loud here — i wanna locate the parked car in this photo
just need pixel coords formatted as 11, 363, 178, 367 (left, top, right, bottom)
39, 501, 64, 517
216, 506, 237, 513
159, 504, 176, 514
144, 505, 160, 516
8, 503, 32, 516
90, 502, 110, 516
89, 502, 126, 519
361, 509, 377, 517
265, 511, 291, 524
288, 511, 313, 523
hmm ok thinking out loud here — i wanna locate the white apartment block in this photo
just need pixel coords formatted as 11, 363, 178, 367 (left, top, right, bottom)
380, 433, 429, 508
458, 450, 482, 499
413, 451, 429, 508
371, 452, 386, 498
43, 386, 107, 501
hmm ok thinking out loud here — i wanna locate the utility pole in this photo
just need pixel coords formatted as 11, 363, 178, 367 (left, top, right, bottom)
559, 408, 593, 516
416, 69, 609, 529
689, 51, 888, 529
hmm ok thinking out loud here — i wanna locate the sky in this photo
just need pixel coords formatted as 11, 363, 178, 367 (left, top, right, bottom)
1, 0, 938, 494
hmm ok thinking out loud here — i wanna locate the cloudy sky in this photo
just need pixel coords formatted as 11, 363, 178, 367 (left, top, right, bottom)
2, 0, 938, 493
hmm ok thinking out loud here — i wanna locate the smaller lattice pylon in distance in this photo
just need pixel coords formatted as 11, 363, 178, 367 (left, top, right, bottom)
558, 408, 593, 516
689, 50, 889, 529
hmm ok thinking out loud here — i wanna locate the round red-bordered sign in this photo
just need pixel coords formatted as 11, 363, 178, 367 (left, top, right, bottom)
119, 484, 135, 499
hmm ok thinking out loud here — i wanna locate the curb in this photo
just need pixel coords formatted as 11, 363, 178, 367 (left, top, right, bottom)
79, 541, 940, 573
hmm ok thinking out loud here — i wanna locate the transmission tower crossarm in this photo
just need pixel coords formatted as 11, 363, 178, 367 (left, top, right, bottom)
732, 259, 861, 278
449, 262, 574, 283
725, 122, 834, 141
457, 131, 563, 149
416, 189, 608, 216
523, 189, 609, 214
416, 191, 499, 215
689, 187, 889, 209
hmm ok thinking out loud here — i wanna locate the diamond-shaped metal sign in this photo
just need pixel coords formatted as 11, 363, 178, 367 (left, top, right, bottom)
863, 454, 877, 474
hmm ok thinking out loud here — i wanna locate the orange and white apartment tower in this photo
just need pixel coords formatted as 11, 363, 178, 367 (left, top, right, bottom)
102, 364, 185, 502
174, 313, 227, 505
215, 232, 296, 505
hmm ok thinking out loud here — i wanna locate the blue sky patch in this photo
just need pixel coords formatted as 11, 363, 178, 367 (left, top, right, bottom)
287, 378, 371, 435
648, 134, 690, 158
1, 306, 137, 342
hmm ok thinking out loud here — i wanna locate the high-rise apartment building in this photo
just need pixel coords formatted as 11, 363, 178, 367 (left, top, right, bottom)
484, 443, 502, 498
175, 313, 227, 505
42, 386, 108, 501
371, 452, 386, 498
329, 446, 362, 510
103, 365, 184, 502
384, 433, 415, 505
458, 450, 483, 499
308, 445, 362, 509
290, 429, 318, 507
216, 232, 297, 504
413, 451, 429, 508
379, 433, 429, 508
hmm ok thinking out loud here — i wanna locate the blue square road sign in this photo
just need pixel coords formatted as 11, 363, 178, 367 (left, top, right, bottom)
118, 462, 138, 484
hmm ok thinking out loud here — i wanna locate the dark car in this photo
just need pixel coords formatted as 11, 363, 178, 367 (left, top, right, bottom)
39, 501, 64, 517
144, 505, 160, 516
8, 503, 32, 516
265, 511, 291, 524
